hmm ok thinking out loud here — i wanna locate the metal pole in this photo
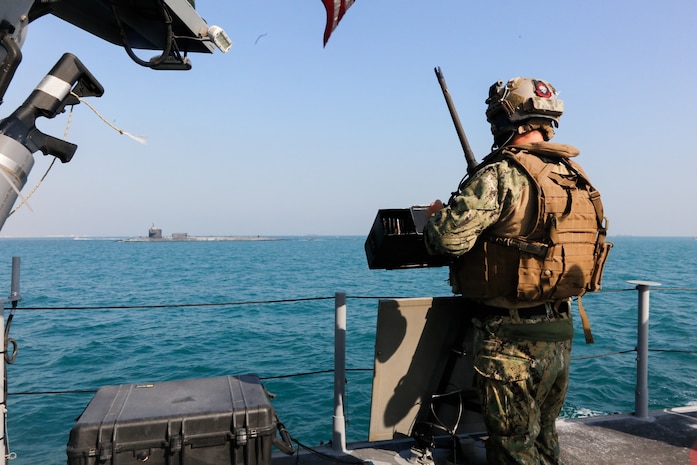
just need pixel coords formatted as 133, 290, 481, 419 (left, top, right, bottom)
1, 257, 21, 465
0, 280, 5, 465
332, 292, 348, 453
628, 280, 660, 419
9, 258, 19, 302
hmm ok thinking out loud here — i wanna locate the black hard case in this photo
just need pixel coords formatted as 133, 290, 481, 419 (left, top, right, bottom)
67, 374, 277, 465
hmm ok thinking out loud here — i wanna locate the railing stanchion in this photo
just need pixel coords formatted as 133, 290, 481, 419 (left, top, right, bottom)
628, 280, 661, 419
332, 292, 348, 453
1, 257, 22, 465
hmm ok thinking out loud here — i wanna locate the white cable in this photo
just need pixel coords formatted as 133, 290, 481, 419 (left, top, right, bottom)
71, 92, 148, 145
0, 169, 32, 213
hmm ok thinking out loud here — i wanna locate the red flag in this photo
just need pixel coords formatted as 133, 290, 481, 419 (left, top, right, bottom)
322, 0, 355, 46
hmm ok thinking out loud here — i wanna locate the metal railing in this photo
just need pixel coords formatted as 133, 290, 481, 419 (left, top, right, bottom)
627, 280, 661, 419
1, 257, 21, 465
328, 281, 666, 451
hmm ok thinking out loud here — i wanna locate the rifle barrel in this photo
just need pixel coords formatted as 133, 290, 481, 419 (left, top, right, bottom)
434, 66, 478, 174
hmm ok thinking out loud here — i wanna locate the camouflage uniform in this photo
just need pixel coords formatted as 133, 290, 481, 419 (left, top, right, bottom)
473, 311, 571, 465
424, 142, 576, 465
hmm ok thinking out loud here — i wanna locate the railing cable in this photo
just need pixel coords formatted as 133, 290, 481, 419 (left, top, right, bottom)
7, 296, 337, 311
7, 286, 696, 313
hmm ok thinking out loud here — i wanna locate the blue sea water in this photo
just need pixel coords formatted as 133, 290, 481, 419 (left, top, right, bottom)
0, 235, 696, 464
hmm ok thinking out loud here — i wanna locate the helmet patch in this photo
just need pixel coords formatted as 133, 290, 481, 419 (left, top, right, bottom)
534, 80, 552, 98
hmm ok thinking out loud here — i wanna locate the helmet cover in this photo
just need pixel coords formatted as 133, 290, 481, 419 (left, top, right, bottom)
486, 77, 564, 146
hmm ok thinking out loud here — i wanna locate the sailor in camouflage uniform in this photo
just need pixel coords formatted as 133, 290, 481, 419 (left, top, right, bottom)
424, 77, 610, 465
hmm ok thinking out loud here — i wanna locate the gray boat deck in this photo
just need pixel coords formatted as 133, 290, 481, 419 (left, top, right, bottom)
272, 406, 697, 465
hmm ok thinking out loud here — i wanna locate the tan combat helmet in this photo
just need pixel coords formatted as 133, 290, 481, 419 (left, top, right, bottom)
485, 77, 564, 148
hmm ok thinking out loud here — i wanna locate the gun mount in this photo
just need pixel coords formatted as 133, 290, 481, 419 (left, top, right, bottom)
365, 67, 474, 271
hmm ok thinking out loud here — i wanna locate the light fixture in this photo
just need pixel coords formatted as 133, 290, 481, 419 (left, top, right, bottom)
208, 26, 232, 53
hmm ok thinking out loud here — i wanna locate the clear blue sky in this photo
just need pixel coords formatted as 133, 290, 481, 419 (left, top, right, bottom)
1, 1, 696, 237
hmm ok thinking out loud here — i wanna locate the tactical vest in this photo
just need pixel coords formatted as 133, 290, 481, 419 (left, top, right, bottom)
452, 147, 612, 303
